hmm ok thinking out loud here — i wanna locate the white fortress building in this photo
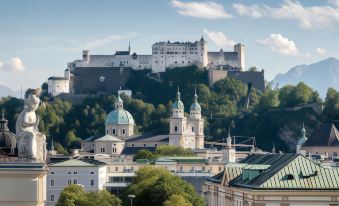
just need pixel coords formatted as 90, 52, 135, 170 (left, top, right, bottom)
67, 37, 245, 73
48, 36, 245, 96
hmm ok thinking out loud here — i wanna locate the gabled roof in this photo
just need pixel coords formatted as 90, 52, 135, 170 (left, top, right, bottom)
303, 123, 339, 147
95, 134, 124, 142
82, 133, 103, 142
126, 134, 169, 142
50, 158, 106, 167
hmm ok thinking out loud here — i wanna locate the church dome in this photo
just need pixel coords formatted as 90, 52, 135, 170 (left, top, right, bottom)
190, 91, 201, 112
105, 109, 134, 125
0, 110, 16, 154
105, 95, 134, 125
190, 102, 201, 111
173, 100, 184, 109
172, 88, 184, 109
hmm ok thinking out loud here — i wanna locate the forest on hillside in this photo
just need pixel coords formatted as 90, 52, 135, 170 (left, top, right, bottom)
0, 66, 338, 153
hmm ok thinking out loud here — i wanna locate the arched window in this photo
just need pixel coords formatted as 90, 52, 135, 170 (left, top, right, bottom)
174, 126, 178, 132
113, 129, 116, 134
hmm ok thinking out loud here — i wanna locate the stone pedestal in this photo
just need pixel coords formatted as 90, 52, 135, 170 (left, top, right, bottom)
0, 162, 47, 206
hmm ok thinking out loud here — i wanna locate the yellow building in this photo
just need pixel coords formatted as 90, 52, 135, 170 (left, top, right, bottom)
204, 154, 339, 206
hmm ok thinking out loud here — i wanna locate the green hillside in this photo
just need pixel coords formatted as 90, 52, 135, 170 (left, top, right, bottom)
1, 66, 338, 153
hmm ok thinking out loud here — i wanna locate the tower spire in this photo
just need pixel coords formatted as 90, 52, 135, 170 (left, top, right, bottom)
177, 86, 181, 101
194, 87, 198, 103
128, 41, 131, 54
272, 142, 276, 154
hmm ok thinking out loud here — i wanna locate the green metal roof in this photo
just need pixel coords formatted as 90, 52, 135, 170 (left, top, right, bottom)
105, 108, 135, 125
227, 154, 339, 190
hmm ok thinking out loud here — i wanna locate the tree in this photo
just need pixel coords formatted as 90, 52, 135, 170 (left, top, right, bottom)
279, 82, 321, 107
133, 149, 155, 161
256, 89, 280, 111
323, 88, 339, 120
57, 185, 121, 206
163, 194, 193, 206
123, 167, 205, 206
56, 184, 86, 206
155, 145, 194, 157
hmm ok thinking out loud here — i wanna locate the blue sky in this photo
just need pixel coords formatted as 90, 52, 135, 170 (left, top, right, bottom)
0, 0, 339, 90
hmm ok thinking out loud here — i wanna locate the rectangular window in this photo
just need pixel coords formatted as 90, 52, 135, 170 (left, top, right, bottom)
50, 194, 55, 202
50, 179, 55, 186
90, 179, 94, 186
115, 167, 118, 172
90, 171, 94, 174
123, 129, 125, 134
68, 179, 72, 185
73, 171, 77, 174
73, 179, 77, 184
68, 171, 71, 174
51, 171, 55, 174
113, 129, 116, 134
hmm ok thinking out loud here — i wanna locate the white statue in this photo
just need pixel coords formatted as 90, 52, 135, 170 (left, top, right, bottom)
16, 89, 47, 162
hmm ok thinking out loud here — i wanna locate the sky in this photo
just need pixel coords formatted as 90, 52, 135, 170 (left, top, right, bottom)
0, 0, 339, 91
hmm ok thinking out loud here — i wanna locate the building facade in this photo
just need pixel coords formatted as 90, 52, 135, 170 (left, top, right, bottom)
151, 37, 208, 73
47, 69, 70, 97
46, 158, 107, 206
204, 154, 339, 206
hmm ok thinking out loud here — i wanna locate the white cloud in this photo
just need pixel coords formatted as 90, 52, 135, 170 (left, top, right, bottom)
316, 47, 327, 56
82, 32, 139, 50
257, 34, 310, 58
0, 57, 26, 72
232, 3, 264, 18
233, 0, 339, 30
171, 0, 232, 19
203, 29, 236, 48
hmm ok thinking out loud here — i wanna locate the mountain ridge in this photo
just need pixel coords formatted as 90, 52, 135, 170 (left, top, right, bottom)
272, 57, 339, 97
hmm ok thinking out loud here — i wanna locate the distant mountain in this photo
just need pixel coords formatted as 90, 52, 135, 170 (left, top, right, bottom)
272, 57, 339, 98
0, 85, 21, 98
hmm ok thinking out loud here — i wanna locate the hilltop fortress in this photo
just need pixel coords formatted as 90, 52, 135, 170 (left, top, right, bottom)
48, 37, 264, 96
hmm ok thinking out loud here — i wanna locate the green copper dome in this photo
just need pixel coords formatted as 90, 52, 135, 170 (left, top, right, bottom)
105, 94, 134, 125
190, 90, 201, 111
190, 102, 201, 111
173, 100, 184, 109
105, 109, 134, 125
172, 87, 184, 109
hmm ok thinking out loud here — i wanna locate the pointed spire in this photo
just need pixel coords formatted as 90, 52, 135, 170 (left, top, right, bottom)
194, 87, 198, 103
272, 142, 276, 154
177, 86, 181, 101
128, 41, 131, 54
301, 122, 306, 138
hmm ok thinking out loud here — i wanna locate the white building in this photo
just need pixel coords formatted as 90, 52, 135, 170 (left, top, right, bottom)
151, 37, 208, 73
207, 43, 245, 70
46, 158, 107, 206
169, 88, 205, 149
47, 69, 70, 97
66, 37, 244, 74
94, 135, 125, 156
68, 45, 152, 71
